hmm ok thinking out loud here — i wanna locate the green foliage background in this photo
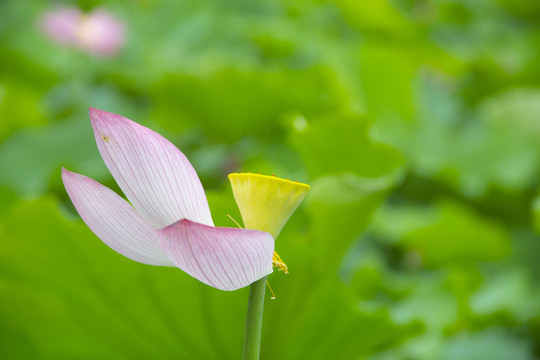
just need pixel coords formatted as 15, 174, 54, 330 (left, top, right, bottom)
1, 0, 540, 359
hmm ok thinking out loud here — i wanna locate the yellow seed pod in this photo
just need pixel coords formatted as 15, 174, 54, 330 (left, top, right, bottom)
228, 173, 310, 240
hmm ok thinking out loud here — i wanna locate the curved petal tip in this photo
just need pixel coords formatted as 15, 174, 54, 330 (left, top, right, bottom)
89, 107, 126, 126
160, 219, 274, 291
61, 168, 173, 266
87, 109, 214, 228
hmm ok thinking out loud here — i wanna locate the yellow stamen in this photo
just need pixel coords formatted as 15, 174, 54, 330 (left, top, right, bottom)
227, 213, 289, 275
272, 251, 288, 274
266, 280, 277, 300
226, 214, 242, 228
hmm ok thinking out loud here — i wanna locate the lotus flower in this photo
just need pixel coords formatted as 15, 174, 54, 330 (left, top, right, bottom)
40, 7, 125, 56
62, 108, 275, 291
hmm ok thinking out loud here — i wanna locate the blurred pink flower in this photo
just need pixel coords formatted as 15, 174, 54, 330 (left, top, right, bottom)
39, 6, 125, 56
39, 7, 81, 46
62, 109, 274, 291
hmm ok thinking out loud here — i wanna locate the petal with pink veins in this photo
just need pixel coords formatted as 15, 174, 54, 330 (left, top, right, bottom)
62, 168, 173, 266
160, 219, 274, 291
89, 108, 213, 229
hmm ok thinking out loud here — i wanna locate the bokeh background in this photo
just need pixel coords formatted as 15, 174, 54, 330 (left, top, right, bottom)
2, 0, 540, 359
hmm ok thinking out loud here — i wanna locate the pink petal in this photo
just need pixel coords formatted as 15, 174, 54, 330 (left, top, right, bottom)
62, 168, 173, 266
39, 6, 81, 45
160, 219, 274, 291
77, 9, 125, 56
89, 108, 213, 229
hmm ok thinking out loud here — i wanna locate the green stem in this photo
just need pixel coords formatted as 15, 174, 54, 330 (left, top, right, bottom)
242, 276, 267, 360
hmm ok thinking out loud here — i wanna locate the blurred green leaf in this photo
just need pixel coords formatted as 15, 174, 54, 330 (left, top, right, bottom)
374, 200, 511, 267
441, 328, 534, 360
0, 115, 106, 196
150, 67, 349, 142
288, 113, 405, 179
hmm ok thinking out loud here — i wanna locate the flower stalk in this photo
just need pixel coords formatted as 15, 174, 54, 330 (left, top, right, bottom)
243, 276, 268, 360
230, 173, 310, 360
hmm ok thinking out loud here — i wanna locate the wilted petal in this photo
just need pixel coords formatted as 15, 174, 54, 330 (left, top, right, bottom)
89, 108, 214, 228
62, 168, 173, 266
159, 219, 274, 291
